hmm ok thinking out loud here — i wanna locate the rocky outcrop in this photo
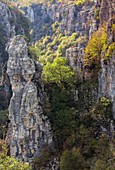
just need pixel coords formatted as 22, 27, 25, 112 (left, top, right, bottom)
0, 2, 12, 75
0, 1, 30, 110
99, 0, 115, 26
98, 0, 115, 119
0, 2, 14, 110
7, 36, 52, 162
23, 1, 96, 41
0, 1, 30, 75
98, 56, 115, 119
66, 47, 84, 81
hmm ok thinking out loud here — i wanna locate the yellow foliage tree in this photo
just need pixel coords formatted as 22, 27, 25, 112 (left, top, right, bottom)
84, 26, 107, 69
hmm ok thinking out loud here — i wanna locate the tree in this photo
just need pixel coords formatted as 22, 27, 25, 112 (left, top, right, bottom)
60, 147, 85, 170
84, 25, 107, 69
42, 57, 75, 87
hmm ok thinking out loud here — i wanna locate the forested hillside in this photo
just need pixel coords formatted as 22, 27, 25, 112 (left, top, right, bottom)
0, 0, 115, 170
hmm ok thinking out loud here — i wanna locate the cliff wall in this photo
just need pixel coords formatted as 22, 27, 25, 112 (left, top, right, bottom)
98, 0, 115, 119
6, 35, 52, 162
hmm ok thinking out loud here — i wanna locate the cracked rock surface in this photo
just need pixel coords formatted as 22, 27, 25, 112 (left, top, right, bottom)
7, 35, 52, 162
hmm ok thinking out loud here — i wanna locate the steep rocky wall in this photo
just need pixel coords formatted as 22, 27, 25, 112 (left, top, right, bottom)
0, 1, 30, 110
66, 47, 84, 81
0, 2, 12, 75
98, 56, 115, 119
23, 1, 97, 41
6, 36, 52, 162
0, 1, 30, 75
0, 2, 14, 110
98, 0, 115, 119
65, 0, 115, 120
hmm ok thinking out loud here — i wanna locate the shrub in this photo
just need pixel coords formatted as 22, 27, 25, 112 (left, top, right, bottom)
0, 110, 9, 139
84, 25, 107, 69
42, 57, 75, 87
105, 42, 115, 59
60, 148, 85, 170
0, 140, 32, 170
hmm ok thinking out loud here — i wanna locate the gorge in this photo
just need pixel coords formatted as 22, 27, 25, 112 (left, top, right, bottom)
0, 0, 114, 169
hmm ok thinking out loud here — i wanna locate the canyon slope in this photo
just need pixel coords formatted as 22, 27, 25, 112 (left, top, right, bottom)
0, 0, 114, 169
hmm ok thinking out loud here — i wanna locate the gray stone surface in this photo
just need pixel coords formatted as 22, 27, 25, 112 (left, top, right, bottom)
98, 55, 115, 119
98, 0, 115, 119
23, 1, 95, 41
66, 47, 84, 80
7, 35, 52, 162
0, 2, 11, 74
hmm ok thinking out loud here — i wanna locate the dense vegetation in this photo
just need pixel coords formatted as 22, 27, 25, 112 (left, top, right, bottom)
28, 29, 86, 65
0, 0, 115, 170
84, 25, 108, 69
31, 10, 115, 170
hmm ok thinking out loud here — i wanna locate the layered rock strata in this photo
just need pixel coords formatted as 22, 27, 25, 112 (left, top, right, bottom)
7, 36, 52, 162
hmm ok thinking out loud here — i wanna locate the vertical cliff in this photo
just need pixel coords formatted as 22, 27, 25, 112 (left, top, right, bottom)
0, 1, 30, 111
0, 0, 114, 167
0, 2, 12, 75
98, 0, 115, 119
0, 1, 29, 75
6, 35, 52, 162
23, 1, 96, 41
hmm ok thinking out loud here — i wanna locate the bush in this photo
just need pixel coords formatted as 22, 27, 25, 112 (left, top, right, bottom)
0, 110, 9, 139
0, 140, 32, 170
60, 148, 85, 170
84, 25, 107, 69
42, 57, 75, 87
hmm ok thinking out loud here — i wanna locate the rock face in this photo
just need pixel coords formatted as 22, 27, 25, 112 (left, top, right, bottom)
0, 2, 12, 75
66, 47, 84, 80
98, 0, 115, 119
0, 2, 14, 110
98, 56, 115, 119
23, 1, 96, 41
99, 0, 115, 26
0, 1, 30, 110
7, 36, 52, 162
0, 1, 30, 74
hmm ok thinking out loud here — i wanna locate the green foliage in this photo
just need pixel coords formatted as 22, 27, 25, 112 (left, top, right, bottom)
28, 45, 40, 60
60, 148, 85, 170
51, 107, 77, 150
33, 145, 56, 170
42, 57, 75, 87
75, 0, 92, 6
42, 56, 77, 151
0, 25, 5, 44
94, 8, 100, 21
112, 24, 115, 33
91, 97, 112, 119
91, 136, 115, 170
0, 110, 8, 125
0, 140, 32, 170
30, 31, 80, 65
105, 42, 115, 59
84, 26, 107, 69
0, 110, 9, 139
52, 21, 60, 32
93, 159, 107, 170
